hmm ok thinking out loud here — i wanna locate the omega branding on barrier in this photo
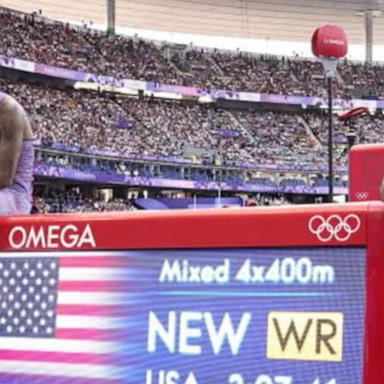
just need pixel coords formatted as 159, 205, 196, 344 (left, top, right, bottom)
0, 211, 371, 383
8, 224, 96, 249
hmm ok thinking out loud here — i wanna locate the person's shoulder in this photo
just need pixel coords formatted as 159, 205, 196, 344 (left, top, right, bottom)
0, 93, 21, 112
0, 93, 32, 138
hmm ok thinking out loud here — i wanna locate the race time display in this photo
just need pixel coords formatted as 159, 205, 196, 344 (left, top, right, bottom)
0, 203, 383, 384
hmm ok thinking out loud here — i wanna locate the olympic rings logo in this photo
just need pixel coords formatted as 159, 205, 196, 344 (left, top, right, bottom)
308, 214, 361, 242
355, 192, 369, 200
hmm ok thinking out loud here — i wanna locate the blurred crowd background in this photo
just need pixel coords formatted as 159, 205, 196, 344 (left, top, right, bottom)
0, 10, 381, 212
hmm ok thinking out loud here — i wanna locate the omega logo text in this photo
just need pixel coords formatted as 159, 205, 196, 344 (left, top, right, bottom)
8, 224, 96, 249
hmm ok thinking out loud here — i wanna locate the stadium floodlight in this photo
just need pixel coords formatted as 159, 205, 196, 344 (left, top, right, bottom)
312, 25, 348, 202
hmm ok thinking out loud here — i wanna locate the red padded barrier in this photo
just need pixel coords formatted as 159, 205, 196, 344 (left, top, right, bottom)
349, 143, 384, 202
0, 203, 383, 383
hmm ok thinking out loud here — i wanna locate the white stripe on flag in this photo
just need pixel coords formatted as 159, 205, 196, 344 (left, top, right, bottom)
0, 360, 118, 380
59, 268, 129, 281
0, 251, 128, 258
0, 337, 119, 354
57, 291, 129, 305
56, 315, 122, 329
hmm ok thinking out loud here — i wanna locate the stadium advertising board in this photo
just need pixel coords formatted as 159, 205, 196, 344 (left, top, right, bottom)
0, 53, 382, 109
0, 204, 383, 384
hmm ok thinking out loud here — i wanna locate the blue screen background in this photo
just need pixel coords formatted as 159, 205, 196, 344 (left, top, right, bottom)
115, 247, 366, 384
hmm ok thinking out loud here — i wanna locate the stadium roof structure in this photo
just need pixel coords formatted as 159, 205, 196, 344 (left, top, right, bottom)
1, 0, 382, 44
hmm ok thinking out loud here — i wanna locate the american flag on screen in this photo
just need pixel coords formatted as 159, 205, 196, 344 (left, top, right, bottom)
0, 252, 128, 383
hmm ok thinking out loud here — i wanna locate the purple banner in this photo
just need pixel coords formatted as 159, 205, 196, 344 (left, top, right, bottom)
49, 143, 81, 152
0, 54, 35, 73
40, 142, 347, 173
260, 94, 321, 106
0, 55, 16, 69
33, 163, 347, 194
0, 54, 380, 109
207, 89, 241, 100
222, 129, 240, 138
134, 197, 243, 209
35, 63, 148, 90
150, 83, 202, 97
259, 93, 380, 109
35, 63, 84, 81
114, 119, 134, 129
149, 83, 242, 100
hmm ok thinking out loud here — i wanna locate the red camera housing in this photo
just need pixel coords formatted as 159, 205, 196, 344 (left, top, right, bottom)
312, 24, 348, 59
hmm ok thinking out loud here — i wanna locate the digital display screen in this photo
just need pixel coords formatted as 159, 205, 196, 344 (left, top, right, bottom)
0, 248, 366, 384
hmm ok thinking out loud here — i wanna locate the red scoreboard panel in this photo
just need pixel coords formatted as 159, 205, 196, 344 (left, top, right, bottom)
349, 143, 384, 202
0, 203, 383, 384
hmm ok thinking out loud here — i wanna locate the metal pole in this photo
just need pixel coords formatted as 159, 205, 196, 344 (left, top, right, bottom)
327, 76, 334, 202
365, 10, 373, 64
218, 170, 222, 207
107, 0, 116, 36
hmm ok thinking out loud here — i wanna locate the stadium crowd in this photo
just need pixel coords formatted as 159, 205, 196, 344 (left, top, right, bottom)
1, 76, 380, 168
32, 193, 135, 213
0, 8, 382, 213
31, 191, 290, 213
1, 78, 235, 159
0, 9, 382, 98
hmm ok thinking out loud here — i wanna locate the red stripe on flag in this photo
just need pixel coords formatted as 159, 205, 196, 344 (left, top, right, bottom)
60, 257, 128, 268
0, 373, 118, 384
59, 281, 129, 292
56, 328, 121, 341
0, 349, 114, 365
57, 305, 126, 317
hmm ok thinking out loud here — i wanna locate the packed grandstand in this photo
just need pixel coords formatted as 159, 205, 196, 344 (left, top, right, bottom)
0, 8, 381, 212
